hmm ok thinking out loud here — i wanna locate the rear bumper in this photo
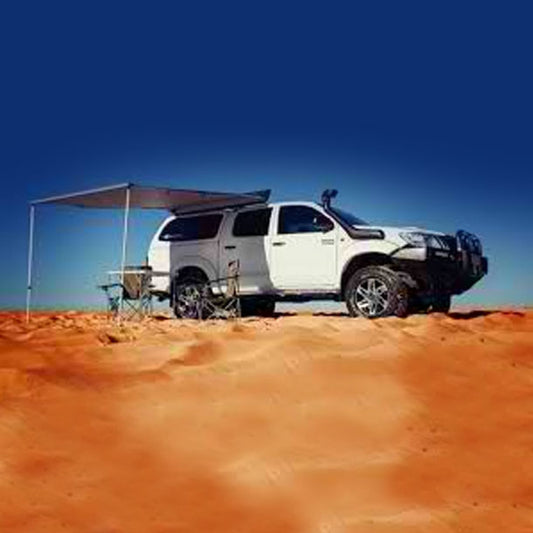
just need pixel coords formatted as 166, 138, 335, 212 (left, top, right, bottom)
391, 244, 488, 296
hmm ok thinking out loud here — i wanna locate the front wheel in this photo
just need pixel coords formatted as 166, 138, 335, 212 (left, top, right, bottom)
345, 266, 409, 319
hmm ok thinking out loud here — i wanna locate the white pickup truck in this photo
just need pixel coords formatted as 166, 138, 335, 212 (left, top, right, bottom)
148, 190, 487, 318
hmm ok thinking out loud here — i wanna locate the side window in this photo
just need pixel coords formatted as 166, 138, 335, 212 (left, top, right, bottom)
233, 208, 272, 237
159, 213, 223, 242
278, 206, 334, 234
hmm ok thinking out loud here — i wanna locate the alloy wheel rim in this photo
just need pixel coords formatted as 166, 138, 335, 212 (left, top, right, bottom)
354, 277, 389, 317
176, 285, 202, 318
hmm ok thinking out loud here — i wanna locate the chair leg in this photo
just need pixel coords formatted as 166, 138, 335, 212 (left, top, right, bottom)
109, 296, 120, 320
141, 296, 152, 318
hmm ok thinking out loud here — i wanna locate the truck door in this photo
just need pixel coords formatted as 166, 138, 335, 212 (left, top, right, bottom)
218, 207, 274, 294
270, 205, 337, 289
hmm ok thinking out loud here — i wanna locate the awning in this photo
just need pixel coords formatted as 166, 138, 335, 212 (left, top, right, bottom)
26, 183, 271, 321
32, 183, 270, 214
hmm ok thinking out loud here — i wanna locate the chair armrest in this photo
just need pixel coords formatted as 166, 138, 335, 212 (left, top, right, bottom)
98, 283, 124, 290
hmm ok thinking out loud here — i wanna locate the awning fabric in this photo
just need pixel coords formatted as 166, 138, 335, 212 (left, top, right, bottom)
32, 183, 271, 214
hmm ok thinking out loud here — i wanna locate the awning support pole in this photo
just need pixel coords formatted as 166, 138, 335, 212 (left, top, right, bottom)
118, 186, 131, 315
26, 204, 35, 323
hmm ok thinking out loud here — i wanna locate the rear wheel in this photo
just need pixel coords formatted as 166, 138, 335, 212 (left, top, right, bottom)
345, 266, 409, 318
173, 276, 207, 319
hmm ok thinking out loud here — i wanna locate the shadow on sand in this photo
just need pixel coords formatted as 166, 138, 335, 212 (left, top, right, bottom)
274, 309, 525, 320
146, 309, 525, 321
448, 310, 524, 320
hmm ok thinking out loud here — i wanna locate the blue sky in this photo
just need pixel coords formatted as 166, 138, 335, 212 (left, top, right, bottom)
1, 2, 532, 309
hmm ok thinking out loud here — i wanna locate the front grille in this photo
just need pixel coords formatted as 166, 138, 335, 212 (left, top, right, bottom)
440, 235, 458, 253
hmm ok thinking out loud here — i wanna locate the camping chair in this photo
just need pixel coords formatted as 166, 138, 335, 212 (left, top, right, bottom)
200, 260, 241, 319
99, 266, 153, 320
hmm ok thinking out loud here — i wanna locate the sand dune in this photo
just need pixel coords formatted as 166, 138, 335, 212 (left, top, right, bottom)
0, 310, 531, 532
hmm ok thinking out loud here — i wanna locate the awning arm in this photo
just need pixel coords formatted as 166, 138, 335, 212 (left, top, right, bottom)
26, 205, 35, 322
31, 182, 132, 205
118, 185, 131, 315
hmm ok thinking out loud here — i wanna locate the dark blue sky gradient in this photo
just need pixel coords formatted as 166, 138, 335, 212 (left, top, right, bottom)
1, 2, 532, 308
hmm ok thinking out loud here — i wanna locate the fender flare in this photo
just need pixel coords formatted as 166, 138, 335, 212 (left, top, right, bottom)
172, 256, 217, 282
340, 247, 398, 297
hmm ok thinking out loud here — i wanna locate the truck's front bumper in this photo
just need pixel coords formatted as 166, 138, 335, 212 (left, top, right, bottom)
391, 237, 488, 296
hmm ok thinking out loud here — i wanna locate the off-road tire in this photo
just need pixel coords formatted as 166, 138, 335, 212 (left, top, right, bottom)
173, 276, 208, 319
345, 266, 409, 319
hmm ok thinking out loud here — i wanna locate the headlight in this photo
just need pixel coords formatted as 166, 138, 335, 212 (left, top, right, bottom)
399, 232, 429, 247
400, 232, 449, 249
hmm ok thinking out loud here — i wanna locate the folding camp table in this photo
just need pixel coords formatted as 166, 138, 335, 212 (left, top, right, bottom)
99, 269, 171, 320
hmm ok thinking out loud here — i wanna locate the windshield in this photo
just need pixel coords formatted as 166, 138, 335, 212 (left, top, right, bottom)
330, 207, 369, 226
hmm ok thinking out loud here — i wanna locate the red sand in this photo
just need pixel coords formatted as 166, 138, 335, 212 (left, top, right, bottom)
0, 310, 531, 532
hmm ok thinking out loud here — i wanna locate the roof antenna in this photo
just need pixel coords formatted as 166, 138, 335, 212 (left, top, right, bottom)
321, 189, 338, 209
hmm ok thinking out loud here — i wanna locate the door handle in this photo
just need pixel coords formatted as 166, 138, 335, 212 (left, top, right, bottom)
224, 245, 236, 250
272, 241, 286, 247
321, 239, 335, 245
